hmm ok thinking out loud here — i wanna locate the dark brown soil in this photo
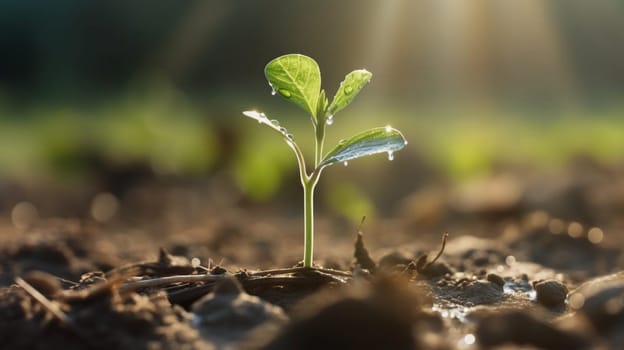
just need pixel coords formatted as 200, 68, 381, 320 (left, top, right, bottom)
1, 161, 624, 349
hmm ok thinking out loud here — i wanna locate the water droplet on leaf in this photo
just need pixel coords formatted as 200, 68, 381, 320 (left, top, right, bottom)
279, 89, 291, 98
271, 119, 280, 126
286, 133, 294, 140
279, 127, 287, 133
326, 115, 334, 125
387, 151, 394, 161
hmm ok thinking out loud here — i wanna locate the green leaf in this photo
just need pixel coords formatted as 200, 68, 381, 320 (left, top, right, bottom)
242, 110, 294, 141
328, 69, 372, 116
265, 54, 321, 118
320, 126, 407, 167
316, 89, 328, 120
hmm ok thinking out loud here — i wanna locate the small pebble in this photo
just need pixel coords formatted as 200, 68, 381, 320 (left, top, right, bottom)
211, 266, 227, 275
472, 255, 490, 267
534, 279, 568, 307
420, 262, 453, 278
192, 277, 287, 346
486, 273, 505, 287
378, 251, 411, 270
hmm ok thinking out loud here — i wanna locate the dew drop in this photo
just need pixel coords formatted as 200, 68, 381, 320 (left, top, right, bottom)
345, 86, 353, 94
505, 255, 516, 266
279, 127, 287, 133
286, 133, 294, 140
270, 87, 276, 96
343, 161, 348, 166
326, 115, 334, 125
279, 89, 291, 98
387, 151, 394, 161
271, 119, 280, 126
191, 257, 201, 268
463, 334, 476, 345
404, 140, 409, 145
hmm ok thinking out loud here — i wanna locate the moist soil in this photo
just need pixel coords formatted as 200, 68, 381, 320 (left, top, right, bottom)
1, 160, 624, 349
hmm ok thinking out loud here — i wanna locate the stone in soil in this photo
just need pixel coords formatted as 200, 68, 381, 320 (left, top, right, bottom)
192, 276, 288, 347
533, 279, 568, 308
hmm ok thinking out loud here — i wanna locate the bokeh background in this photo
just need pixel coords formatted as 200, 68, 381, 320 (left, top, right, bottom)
1, 0, 623, 234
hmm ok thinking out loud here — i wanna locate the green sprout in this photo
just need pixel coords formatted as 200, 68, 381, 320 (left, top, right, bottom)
243, 54, 407, 267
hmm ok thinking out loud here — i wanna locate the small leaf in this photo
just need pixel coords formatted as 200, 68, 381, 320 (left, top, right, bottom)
265, 54, 321, 118
242, 110, 294, 141
316, 89, 328, 120
320, 126, 407, 167
328, 70, 372, 116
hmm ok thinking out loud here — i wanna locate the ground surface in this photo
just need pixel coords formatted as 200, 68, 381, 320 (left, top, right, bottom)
1, 159, 624, 349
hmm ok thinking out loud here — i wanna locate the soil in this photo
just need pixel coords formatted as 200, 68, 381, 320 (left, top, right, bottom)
1, 160, 624, 349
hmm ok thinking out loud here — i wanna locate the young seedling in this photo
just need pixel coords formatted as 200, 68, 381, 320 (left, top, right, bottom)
243, 54, 407, 268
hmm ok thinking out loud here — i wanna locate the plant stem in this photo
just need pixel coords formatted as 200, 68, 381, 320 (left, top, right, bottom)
303, 180, 316, 267
314, 119, 325, 168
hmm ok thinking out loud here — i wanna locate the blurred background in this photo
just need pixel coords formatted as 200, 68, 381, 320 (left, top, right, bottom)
1, 0, 623, 239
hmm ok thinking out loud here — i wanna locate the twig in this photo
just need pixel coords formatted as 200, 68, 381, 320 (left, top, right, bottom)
247, 266, 352, 278
422, 232, 449, 270
119, 273, 227, 293
16, 277, 74, 327
316, 267, 352, 278
243, 273, 346, 289
429, 232, 449, 266
16, 277, 99, 348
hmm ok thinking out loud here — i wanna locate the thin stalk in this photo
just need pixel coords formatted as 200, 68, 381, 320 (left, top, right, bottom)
303, 180, 316, 267
285, 134, 317, 267
304, 110, 329, 267
314, 119, 326, 168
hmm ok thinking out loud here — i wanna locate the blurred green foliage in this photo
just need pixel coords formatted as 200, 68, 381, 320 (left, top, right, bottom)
0, 86, 217, 182
3, 96, 623, 206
